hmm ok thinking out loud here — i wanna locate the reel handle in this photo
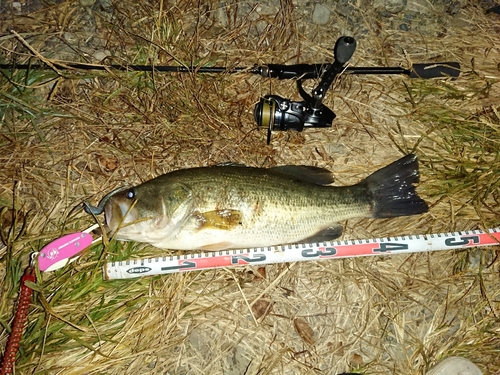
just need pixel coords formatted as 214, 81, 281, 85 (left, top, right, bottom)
310, 36, 357, 109
334, 36, 357, 64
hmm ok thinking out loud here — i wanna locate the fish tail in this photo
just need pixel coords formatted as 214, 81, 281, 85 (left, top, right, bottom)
362, 154, 429, 218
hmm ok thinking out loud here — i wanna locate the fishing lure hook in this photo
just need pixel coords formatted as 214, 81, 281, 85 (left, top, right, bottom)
83, 186, 128, 215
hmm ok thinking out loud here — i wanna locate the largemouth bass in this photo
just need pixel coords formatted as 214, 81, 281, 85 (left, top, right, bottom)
86, 154, 428, 250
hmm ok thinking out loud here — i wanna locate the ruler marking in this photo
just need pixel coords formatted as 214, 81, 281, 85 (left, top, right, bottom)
103, 228, 500, 279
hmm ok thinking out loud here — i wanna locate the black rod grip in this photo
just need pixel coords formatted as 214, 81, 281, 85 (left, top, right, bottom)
410, 62, 460, 79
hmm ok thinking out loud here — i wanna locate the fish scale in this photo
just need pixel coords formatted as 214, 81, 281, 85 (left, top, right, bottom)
186, 170, 366, 243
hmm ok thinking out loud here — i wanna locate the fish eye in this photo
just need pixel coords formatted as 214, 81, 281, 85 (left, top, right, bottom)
126, 189, 136, 199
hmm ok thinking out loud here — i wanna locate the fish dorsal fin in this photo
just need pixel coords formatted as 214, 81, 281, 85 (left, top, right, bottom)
270, 165, 334, 185
215, 162, 247, 167
214, 162, 334, 185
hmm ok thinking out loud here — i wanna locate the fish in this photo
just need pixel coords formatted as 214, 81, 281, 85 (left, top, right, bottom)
87, 154, 428, 251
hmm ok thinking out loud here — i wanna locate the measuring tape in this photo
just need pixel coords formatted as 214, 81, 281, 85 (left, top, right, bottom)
103, 227, 500, 280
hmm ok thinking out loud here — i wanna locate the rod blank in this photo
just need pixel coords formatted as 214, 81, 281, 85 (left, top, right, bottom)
0, 61, 460, 80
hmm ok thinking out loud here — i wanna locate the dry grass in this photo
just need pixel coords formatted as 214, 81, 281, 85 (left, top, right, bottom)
1, 0, 499, 374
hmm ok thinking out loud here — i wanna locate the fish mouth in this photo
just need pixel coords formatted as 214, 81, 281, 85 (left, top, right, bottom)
104, 198, 138, 233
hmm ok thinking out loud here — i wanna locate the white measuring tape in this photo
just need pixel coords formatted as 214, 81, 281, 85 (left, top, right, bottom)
103, 227, 500, 280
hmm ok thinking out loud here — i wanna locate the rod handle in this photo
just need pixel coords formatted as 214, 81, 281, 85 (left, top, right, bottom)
410, 62, 460, 79
256, 64, 323, 80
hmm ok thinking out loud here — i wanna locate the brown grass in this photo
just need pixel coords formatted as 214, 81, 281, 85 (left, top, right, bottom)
1, 0, 499, 374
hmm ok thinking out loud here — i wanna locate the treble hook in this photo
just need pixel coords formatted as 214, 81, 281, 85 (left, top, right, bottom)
83, 186, 128, 215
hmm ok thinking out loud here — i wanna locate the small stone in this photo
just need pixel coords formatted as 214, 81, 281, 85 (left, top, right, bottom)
63, 32, 78, 44
312, 4, 331, 25
387, 0, 407, 13
399, 23, 409, 31
216, 6, 229, 27
374, 0, 407, 14
323, 143, 346, 155
254, 20, 268, 35
79, 0, 96, 7
256, 4, 278, 15
403, 12, 415, 23
379, 10, 393, 18
445, 0, 462, 15
335, 0, 356, 18
12, 2, 22, 12
92, 50, 111, 62
98, 0, 114, 11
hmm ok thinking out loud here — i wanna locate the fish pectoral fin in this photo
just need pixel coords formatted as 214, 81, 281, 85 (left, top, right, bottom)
195, 209, 243, 230
200, 242, 234, 251
297, 224, 343, 244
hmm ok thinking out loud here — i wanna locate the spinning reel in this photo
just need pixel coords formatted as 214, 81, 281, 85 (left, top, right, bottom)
252, 36, 460, 144
254, 36, 355, 144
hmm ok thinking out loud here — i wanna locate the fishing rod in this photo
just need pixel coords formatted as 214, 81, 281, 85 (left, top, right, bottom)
1, 36, 461, 143
0, 60, 458, 79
